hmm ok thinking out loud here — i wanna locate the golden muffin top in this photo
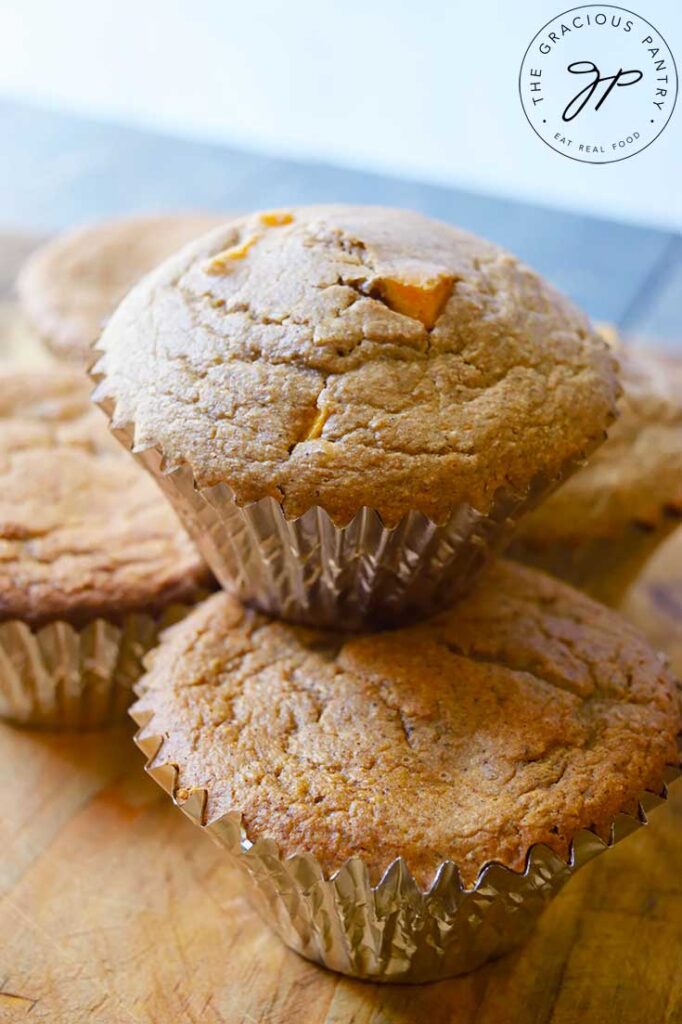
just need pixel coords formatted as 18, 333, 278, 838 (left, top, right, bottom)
0, 369, 209, 626
94, 205, 618, 526
133, 559, 680, 889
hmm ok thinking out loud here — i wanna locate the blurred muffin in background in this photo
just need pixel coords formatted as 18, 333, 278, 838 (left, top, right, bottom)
622, 526, 682, 678
509, 343, 682, 606
17, 212, 228, 363
0, 299, 47, 368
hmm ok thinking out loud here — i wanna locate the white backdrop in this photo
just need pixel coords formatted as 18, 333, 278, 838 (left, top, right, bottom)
0, 0, 680, 229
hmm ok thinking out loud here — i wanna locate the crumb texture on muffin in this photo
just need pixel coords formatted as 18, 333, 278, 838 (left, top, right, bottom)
0, 369, 209, 626
94, 205, 618, 525
17, 213, 228, 361
134, 560, 680, 889
514, 348, 682, 545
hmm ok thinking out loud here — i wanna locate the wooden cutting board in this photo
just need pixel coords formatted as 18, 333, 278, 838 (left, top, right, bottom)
0, 552, 680, 1024
0, 239, 680, 1023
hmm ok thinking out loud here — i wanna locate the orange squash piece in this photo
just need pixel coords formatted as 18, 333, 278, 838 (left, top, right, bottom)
373, 274, 453, 329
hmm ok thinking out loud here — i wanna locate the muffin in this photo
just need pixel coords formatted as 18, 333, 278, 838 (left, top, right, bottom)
0, 368, 211, 728
93, 205, 618, 629
17, 212, 228, 363
0, 300, 46, 367
509, 347, 682, 606
132, 559, 681, 981
622, 526, 682, 679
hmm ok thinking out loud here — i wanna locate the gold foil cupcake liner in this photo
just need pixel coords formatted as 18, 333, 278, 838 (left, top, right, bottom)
0, 605, 190, 729
132, 709, 681, 983
101, 414, 586, 630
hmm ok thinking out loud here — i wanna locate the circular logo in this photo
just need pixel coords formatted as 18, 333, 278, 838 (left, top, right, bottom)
519, 5, 678, 163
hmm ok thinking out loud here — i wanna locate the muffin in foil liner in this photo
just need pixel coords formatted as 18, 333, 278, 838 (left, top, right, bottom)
132, 711, 681, 983
104, 417, 584, 631
0, 605, 191, 729
509, 512, 682, 608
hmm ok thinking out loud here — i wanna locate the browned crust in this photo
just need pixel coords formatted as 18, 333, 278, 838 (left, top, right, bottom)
134, 559, 680, 888
93, 205, 619, 527
0, 368, 211, 627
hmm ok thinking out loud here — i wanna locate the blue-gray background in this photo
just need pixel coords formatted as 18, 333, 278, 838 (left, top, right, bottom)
1, 99, 679, 348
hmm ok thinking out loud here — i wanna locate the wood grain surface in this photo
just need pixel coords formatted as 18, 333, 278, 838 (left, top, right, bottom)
0, 711, 679, 1024
0, 236, 680, 1024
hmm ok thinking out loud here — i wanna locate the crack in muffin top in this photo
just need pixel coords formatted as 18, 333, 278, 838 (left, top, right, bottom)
94, 205, 619, 525
134, 559, 680, 889
0, 369, 210, 626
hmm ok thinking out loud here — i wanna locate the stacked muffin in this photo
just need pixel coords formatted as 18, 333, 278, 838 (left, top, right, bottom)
9, 206, 681, 981
93, 205, 622, 623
